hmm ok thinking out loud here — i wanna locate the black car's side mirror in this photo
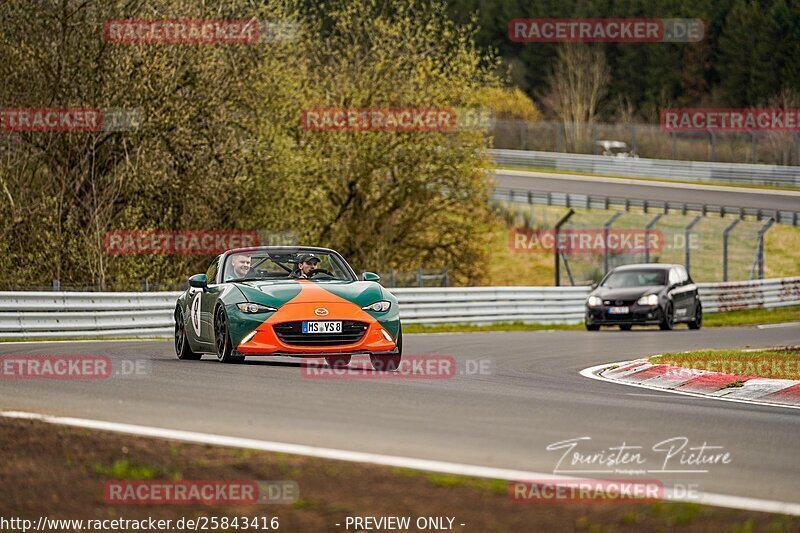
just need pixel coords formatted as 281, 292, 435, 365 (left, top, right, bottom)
189, 273, 207, 289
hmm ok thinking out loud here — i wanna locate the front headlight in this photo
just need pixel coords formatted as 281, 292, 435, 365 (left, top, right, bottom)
362, 301, 391, 312
637, 294, 659, 306
587, 296, 602, 307
237, 303, 278, 313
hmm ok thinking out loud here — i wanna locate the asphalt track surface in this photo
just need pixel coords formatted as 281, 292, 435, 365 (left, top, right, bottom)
494, 169, 800, 213
2, 325, 800, 505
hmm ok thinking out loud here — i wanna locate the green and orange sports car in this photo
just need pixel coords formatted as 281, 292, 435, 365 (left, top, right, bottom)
174, 246, 402, 370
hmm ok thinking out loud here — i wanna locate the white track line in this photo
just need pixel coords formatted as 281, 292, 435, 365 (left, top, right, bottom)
757, 322, 800, 329
0, 339, 167, 345
3, 410, 800, 516
497, 169, 800, 196
581, 361, 800, 412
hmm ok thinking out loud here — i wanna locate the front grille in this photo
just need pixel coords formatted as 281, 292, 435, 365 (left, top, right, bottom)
602, 299, 636, 306
273, 320, 368, 346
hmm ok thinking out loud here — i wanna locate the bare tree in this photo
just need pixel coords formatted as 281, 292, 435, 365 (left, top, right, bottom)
540, 45, 610, 152
762, 89, 800, 165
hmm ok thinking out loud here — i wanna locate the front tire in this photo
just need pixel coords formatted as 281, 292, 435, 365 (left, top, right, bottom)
175, 307, 201, 360
659, 303, 674, 331
688, 302, 703, 330
214, 306, 244, 364
371, 325, 402, 371
619, 324, 633, 331
585, 323, 600, 331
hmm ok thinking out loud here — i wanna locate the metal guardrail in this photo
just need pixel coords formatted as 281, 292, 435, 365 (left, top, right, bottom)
0, 278, 798, 338
491, 186, 800, 227
490, 148, 800, 187
697, 277, 800, 313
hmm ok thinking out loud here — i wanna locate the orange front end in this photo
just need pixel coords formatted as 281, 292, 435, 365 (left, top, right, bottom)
236, 299, 396, 356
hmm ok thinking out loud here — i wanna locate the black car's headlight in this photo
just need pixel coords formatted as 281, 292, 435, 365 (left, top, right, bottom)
637, 294, 659, 306
587, 296, 602, 307
237, 303, 278, 313
362, 301, 391, 312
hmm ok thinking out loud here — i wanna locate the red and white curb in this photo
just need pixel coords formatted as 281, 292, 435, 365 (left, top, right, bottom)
581, 359, 800, 410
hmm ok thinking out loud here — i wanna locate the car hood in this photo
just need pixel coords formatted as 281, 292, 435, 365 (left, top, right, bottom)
234, 279, 387, 309
592, 286, 663, 301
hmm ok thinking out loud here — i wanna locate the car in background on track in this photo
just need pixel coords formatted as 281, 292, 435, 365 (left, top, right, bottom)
174, 246, 402, 370
584, 263, 702, 331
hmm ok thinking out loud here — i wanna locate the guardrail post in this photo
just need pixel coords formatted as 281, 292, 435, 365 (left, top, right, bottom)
722, 219, 740, 282
603, 212, 623, 274
554, 208, 575, 286
389, 269, 396, 288
751, 132, 757, 163
644, 214, 664, 263
416, 268, 422, 287
441, 267, 448, 287
52, 279, 60, 291
684, 216, 702, 276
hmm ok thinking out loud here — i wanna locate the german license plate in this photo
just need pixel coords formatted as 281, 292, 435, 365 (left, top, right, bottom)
608, 306, 629, 314
302, 321, 342, 334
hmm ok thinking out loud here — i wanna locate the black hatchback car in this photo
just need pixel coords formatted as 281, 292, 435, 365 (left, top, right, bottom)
585, 264, 702, 331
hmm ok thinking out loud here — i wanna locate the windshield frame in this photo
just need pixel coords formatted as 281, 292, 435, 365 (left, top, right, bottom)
218, 247, 358, 284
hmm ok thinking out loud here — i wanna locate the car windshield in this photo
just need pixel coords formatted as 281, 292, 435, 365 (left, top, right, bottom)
222, 250, 355, 283
601, 270, 666, 288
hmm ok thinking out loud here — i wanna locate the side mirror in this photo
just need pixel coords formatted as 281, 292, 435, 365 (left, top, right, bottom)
590, 282, 598, 290
362, 272, 380, 282
189, 273, 207, 289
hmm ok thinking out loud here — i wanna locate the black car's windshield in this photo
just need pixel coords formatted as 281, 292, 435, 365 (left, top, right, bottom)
601, 270, 666, 288
222, 250, 356, 282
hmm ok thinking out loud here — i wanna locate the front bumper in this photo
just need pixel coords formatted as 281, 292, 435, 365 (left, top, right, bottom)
235, 318, 397, 356
585, 305, 662, 325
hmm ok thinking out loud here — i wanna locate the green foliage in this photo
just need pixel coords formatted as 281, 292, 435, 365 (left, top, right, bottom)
0, 0, 498, 288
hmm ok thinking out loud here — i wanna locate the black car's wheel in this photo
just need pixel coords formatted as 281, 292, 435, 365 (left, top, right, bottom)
175, 307, 201, 360
585, 323, 600, 331
371, 325, 402, 371
214, 306, 244, 363
325, 355, 351, 368
619, 324, 633, 331
659, 303, 675, 331
688, 302, 703, 330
